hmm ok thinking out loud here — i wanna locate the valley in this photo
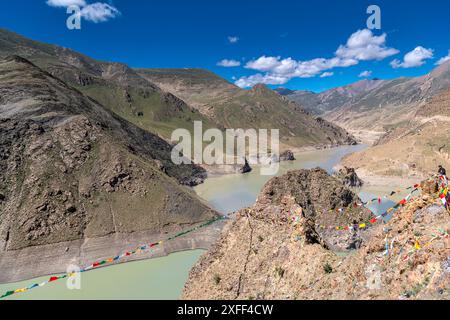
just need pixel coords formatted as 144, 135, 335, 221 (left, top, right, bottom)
0, 25, 449, 301
279, 60, 450, 143
0, 29, 358, 286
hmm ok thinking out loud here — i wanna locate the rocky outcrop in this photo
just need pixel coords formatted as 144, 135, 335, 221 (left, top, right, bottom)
335, 167, 364, 187
279, 150, 295, 161
239, 158, 252, 174
182, 170, 450, 300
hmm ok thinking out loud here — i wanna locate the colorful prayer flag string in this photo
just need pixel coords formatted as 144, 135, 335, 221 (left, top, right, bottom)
0, 216, 227, 300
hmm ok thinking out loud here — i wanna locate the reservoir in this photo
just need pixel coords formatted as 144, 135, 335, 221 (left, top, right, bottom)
2, 144, 398, 300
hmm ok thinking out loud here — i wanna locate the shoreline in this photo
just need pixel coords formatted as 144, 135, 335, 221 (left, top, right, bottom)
0, 143, 399, 286
351, 168, 423, 192
0, 218, 228, 285
202, 142, 360, 177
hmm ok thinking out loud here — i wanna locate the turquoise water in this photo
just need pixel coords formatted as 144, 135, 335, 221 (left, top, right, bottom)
1, 144, 382, 300
195, 144, 368, 214
0, 250, 204, 300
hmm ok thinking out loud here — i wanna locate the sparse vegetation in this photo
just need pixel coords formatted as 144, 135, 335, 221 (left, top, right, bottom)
323, 263, 333, 274
275, 266, 285, 278
213, 274, 221, 285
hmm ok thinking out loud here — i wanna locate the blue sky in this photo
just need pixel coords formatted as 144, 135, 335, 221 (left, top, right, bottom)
1, 0, 449, 92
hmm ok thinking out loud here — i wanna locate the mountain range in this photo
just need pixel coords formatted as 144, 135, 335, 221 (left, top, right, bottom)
0, 28, 359, 282
0, 28, 355, 150
137, 68, 356, 148
278, 61, 450, 137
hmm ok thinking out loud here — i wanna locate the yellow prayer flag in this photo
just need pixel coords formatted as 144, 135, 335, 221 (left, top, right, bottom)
414, 240, 421, 250
359, 223, 366, 229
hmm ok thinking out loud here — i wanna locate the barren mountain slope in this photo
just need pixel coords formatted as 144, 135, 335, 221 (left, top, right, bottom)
341, 86, 450, 179
278, 79, 386, 115
0, 56, 217, 260
280, 62, 450, 134
0, 28, 214, 140
137, 69, 357, 148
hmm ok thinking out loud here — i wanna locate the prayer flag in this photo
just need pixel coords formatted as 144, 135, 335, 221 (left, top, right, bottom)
4, 291, 14, 297
414, 241, 421, 250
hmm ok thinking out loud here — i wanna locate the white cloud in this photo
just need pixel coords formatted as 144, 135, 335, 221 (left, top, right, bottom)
359, 70, 372, 77
217, 59, 241, 67
320, 72, 334, 78
46, 0, 120, 23
81, 3, 120, 23
234, 73, 290, 88
228, 36, 239, 44
46, 0, 86, 7
235, 29, 398, 88
335, 29, 399, 61
436, 50, 450, 65
390, 46, 434, 69
246, 56, 283, 72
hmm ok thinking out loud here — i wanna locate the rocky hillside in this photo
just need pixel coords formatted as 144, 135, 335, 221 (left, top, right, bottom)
137, 69, 357, 149
0, 28, 214, 140
280, 62, 450, 133
0, 55, 217, 254
0, 29, 356, 151
183, 170, 450, 300
278, 79, 386, 115
341, 86, 450, 179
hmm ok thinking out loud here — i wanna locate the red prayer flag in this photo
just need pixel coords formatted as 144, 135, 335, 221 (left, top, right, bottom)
49, 277, 58, 282
370, 218, 377, 224
93, 262, 100, 267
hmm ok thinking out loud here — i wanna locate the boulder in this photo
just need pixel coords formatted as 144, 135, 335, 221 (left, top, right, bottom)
279, 150, 295, 161
335, 167, 364, 187
239, 158, 252, 174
